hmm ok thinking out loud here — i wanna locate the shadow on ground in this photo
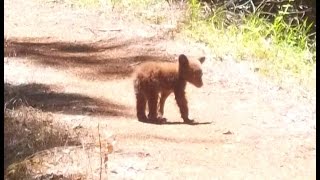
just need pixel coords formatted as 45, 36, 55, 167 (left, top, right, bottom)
4, 83, 134, 117
139, 120, 214, 125
4, 37, 174, 80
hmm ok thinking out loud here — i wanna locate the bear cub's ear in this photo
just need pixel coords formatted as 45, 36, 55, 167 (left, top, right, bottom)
178, 54, 189, 66
198, 57, 205, 64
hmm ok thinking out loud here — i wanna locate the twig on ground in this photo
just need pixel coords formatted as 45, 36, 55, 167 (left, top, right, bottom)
98, 123, 102, 180
98, 29, 122, 32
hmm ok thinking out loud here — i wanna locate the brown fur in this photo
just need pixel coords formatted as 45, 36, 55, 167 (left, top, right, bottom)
133, 54, 205, 124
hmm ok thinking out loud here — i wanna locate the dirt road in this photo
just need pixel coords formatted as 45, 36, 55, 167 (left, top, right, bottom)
4, 0, 316, 179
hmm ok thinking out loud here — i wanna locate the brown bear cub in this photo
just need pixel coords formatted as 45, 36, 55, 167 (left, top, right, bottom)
133, 54, 205, 124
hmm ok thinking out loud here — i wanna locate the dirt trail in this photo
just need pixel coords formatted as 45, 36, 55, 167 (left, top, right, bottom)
4, 0, 316, 179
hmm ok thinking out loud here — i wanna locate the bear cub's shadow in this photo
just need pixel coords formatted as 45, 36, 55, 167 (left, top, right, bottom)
138, 119, 213, 126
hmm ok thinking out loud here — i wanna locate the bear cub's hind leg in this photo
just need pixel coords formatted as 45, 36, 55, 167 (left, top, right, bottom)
146, 91, 167, 124
136, 92, 148, 122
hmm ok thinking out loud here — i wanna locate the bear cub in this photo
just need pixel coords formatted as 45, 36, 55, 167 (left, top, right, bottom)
133, 54, 205, 124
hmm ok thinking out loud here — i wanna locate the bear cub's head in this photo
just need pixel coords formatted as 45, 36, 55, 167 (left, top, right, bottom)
178, 54, 205, 88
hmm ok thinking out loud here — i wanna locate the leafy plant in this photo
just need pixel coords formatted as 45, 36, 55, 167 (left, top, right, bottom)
184, 0, 315, 89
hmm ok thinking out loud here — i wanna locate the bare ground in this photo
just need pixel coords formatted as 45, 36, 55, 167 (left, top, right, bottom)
4, 0, 316, 179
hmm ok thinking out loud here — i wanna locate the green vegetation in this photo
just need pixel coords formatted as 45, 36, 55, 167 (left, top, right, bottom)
184, 0, 315, 88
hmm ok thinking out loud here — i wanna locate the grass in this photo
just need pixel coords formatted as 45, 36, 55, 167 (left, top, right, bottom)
4, 83, 79, 170
4, 83, 114, 179
183, 0, 316, 90
4, 106, 113, 179
4, 106, 79, 178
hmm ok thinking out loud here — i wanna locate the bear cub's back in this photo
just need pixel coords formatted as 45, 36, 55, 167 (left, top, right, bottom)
133, 62, 179, 89
135, 62, 178, 79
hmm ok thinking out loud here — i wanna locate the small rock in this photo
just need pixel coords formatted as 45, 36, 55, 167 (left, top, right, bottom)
73, 125, 83, 130
223, 131, 233, 135
111, 170, 118, 174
